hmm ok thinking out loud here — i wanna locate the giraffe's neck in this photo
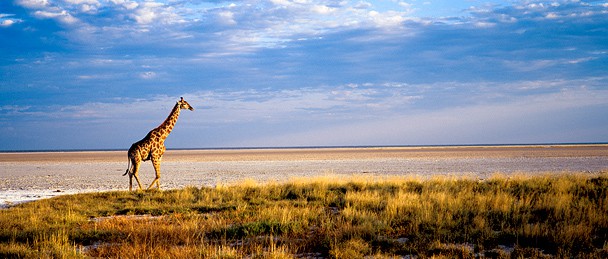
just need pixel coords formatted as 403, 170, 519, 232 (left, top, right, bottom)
156, 102, 181, 141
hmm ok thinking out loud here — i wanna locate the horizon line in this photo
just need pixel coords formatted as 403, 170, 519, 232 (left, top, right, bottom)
2, 142, 607, 153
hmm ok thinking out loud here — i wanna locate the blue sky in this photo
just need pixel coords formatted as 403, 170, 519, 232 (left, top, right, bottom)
1, 0, 607, 150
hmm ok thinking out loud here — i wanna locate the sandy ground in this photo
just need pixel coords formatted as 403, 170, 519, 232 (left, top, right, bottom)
1, 145, 607, 207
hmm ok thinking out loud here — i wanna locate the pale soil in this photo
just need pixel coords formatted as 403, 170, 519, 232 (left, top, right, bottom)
1, 145, 607, 206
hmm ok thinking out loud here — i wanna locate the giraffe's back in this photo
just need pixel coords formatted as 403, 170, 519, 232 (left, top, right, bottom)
128, 130, 166, 162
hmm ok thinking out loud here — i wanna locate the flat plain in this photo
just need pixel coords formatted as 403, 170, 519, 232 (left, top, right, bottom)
1, 145, 608, 205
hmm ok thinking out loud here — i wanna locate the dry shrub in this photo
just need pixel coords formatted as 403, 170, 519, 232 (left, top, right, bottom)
330, 237, 371, 258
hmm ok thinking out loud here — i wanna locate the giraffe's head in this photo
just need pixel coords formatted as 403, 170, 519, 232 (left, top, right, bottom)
178, 97, 194, 111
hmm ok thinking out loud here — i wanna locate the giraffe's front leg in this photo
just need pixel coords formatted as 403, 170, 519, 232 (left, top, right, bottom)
148, 157, 162, 190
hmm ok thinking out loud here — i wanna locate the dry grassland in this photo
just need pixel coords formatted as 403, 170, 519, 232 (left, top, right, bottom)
1, 173, 607, 258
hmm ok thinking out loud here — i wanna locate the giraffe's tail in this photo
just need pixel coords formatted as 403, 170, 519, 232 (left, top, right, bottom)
123, 159, 131, 176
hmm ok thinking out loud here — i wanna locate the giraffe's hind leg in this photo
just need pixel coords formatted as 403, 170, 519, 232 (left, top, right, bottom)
147, 157, 161, 190
131, 161, 143, 191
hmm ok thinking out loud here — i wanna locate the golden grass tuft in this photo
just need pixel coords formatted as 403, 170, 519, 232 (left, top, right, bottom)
1, 172, 607, 258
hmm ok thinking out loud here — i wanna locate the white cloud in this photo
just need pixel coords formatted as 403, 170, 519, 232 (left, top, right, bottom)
131, 2, 162, 24
64, 0, 99, 4
64, 0, 101, 13
270, 0, 292, 6
311, 4, 335, 14
545, 12, 559, 19
0, 19, 14, 26
367, 10, 406, 27
110, 0, 139, 10
0, 105, 32, 113
503, 55, 600, 72
129, 1, 184, 25
474, 21, 495, 28
139, 71, 157, 79
354, 1, 372, 9
17, 0, 49, 8
217, 10, 237, 25
0, 19, 19, 27
399, 1, 412, 9
33, 9, 79, 24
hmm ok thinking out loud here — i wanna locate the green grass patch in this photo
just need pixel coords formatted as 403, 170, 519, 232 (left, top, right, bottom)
1, 173, 607, 258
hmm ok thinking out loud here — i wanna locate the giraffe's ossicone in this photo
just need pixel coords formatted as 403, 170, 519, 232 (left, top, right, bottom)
124, 97, 194, 191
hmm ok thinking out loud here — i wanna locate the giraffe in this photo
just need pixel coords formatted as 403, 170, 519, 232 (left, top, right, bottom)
123, 97, 194, 191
